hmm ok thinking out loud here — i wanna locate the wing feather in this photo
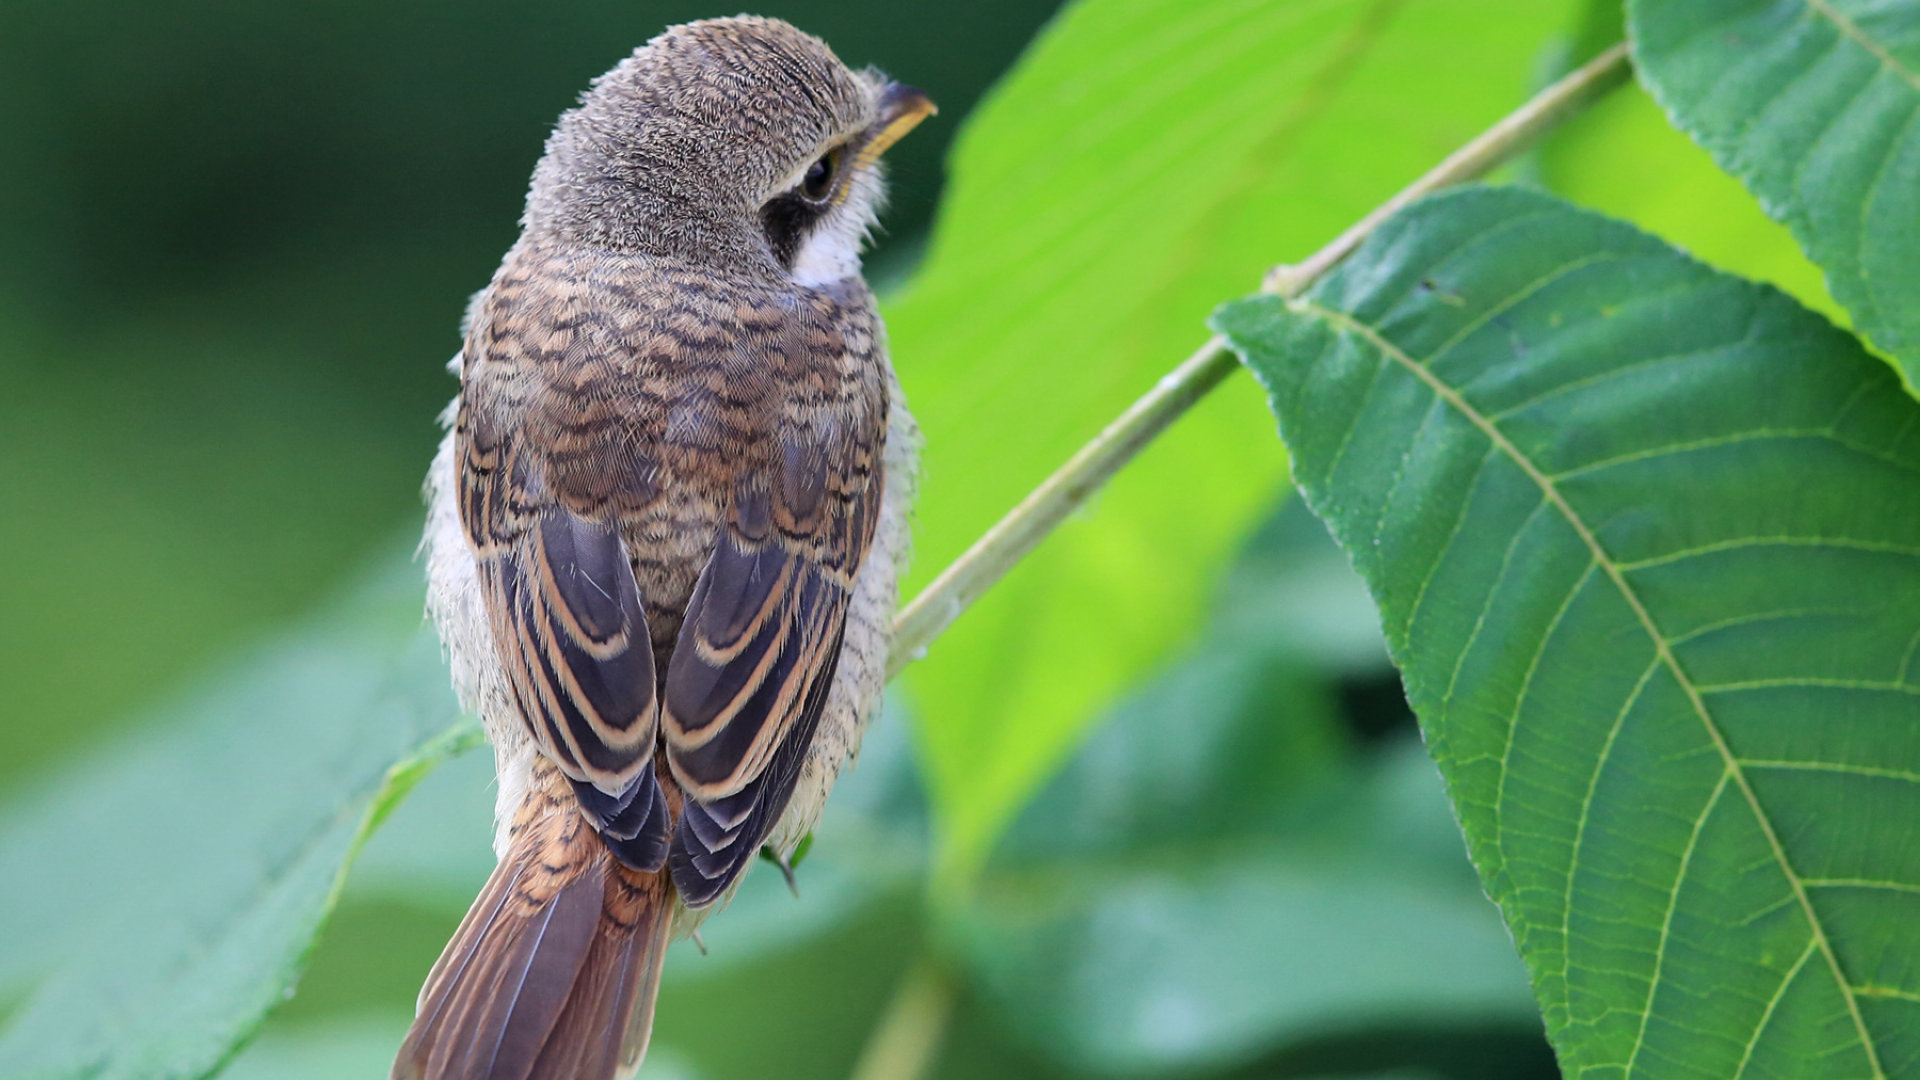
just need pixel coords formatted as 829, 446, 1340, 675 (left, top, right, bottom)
670, 619, 846, 907
460, 409, 670, 872
660, 418, 883, 908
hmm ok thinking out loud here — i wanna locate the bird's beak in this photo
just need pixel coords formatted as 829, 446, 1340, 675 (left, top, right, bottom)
854, 83, 937, 170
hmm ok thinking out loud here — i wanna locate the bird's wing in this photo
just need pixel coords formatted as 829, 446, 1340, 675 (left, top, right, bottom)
661, 413, 885, 908
459, 400, 672, 872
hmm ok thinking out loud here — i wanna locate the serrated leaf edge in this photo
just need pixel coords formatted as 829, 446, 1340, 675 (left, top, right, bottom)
1281, 293, 1888, 1077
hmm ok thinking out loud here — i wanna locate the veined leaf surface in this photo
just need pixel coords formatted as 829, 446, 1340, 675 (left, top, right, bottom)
1628, 0, 1920, 390
1216, 187, 1920, 1076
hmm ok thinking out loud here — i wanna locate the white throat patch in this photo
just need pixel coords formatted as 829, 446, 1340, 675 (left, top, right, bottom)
790, 217, 865, 288
789, 168, 885, 289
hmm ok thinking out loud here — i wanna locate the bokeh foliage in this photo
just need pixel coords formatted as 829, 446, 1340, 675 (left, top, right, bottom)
3, 0, 1917, 1077
0, 562, 469, 1080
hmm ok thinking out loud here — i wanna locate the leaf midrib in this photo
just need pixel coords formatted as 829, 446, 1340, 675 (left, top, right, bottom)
1801, 0, 1920, 93
1288, 294, 1887, 1077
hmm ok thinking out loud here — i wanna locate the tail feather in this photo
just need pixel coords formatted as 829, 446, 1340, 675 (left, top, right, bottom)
615, 881, 674, 1079
535, 874, 672, 1080
395, 763, 676, 1080
413, 861, 519, 1017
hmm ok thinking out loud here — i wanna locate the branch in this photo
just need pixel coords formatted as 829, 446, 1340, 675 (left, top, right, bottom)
887, 42, 1632, 678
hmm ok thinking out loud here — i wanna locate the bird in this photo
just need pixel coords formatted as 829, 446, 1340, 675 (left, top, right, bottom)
403, 17, 931, 1079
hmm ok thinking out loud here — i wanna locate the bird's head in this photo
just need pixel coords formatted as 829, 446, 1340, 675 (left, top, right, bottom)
524, 16, 935, 286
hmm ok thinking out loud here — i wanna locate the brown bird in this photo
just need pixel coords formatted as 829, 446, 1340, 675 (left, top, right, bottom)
406, 17, 930, 1079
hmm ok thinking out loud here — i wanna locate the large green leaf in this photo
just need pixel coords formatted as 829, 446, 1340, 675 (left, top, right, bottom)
954, 502, 1539, 1076
1532, 11, 1838, 322
1627, 0, 1920, 389
889, 0, 1584, 884
0, 557, 469, 1080
1215, 187, 1920, 1076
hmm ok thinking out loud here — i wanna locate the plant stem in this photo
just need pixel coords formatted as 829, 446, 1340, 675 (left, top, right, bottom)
847, 956, 956, 1080
886, 42, 1632, 677
1264, 41, 1633, 295
887, 332, 1238, 678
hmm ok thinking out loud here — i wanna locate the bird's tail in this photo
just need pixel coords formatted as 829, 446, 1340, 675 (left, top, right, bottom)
393, 761, 674, 1080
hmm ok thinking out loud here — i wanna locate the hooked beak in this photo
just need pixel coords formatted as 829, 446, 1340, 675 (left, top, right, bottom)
854, 82, 937, 170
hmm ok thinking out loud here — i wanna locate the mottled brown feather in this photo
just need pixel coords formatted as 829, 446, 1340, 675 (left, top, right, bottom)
412, 14, 922, 1079
460, 229, 887, 888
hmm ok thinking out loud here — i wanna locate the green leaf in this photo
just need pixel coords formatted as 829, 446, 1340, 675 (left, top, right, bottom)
889, 0, 1585, 885
955, 504, 1537, 1075
220, 1015, 705, 1080
1534, 66, 1840, 323
1215, 186, 1920, 1076
967, 746, 1539, 1077
0, 557, 468, 1080
215, 1017, 418, 1080
1627, 0, 1920, 389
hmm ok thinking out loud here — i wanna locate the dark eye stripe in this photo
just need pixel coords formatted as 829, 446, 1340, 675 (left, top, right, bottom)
761, 145, 845, 270
760, 193, 823, 270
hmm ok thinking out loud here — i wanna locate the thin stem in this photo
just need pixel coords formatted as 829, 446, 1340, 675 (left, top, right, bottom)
887, 43, 1632, 676
1264, 42, 1633, 295
887, 334, 1238, 677
847, 956, 956, 1080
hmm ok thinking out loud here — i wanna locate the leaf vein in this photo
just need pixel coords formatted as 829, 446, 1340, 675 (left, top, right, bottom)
1706, 677, 1920, 698
1486, 329, 1754, 427
1896, 623, 1920, 687
1289, 297, 1887, 1076
1493, 559, 1600, 864
1782, 31, 1880, 203
1738, 759, 1920, 784
1854, 985, 1920, 1003
1626, 769, 1732, 1076
1853, 104, 1920, 327
1731, 938, 1821, 1080
1617, 535, 1920, 573
1558, 655, 1663, 1005
1424, 252, 1619, 373
1801, 0, 1920, 92
1669, 605, 1876, 647
1552, 428, 1920, 484
1402, 445, 1497, 648
1804, 877, 1920, 895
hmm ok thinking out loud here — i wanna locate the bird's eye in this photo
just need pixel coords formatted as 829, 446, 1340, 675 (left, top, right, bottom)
800, 148, 840, 201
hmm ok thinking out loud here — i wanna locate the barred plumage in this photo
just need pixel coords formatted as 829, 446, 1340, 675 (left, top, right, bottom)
405, 16, 930, 1079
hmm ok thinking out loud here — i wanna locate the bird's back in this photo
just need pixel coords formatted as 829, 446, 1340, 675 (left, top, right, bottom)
457, 238, 888, 659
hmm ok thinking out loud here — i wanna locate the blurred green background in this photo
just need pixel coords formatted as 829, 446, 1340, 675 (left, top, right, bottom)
0, 1, 1839, 1077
